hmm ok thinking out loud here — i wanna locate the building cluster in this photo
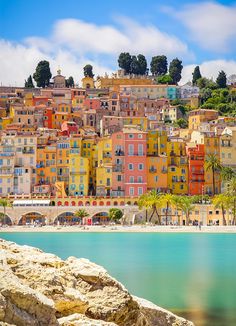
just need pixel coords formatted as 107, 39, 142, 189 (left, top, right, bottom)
0, 70, 235, 199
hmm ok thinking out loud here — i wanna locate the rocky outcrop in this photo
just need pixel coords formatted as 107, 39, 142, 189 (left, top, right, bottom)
0, 239, 194, 326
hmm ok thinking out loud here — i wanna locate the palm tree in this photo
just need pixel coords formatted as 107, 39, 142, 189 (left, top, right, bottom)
221, 166, 236, 191
206, 154, 222, 195
213, 194, 230, 226
227, 178, 236, 225
0, 198, 12, 225
174, 196, 195, 226
138, 190, 162, 224
160, 193, 176, 225
74, 208, 89, 224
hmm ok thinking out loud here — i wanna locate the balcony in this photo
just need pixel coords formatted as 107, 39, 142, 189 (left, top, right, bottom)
128, 152, 145, 156
147, 152, 158, 156
172, 178, 186, 183
22, 149, 35, 154
149, 168, 157, 173
70, 171, 87, 175
111, 190, 125, 197
113, 165, 123, 172
115, 150, 124, 156
103, 153, 112, 158
192, 171, 204, 175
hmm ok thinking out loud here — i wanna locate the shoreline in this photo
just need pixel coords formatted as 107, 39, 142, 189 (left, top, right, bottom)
1, 225, 236, 233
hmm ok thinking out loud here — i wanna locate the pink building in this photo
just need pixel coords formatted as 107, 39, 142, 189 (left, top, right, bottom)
111, 127, 147, 197
84, 98, 100, 110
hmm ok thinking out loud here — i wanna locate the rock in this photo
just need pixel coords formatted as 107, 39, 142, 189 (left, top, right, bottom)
58, 313, 116, 325
0, 239, 194, 326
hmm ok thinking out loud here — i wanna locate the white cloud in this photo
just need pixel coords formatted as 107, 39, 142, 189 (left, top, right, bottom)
181, 59, 236, 84
0, 16, 191, 86
53, 17, 190, 57
166, 1, 236, 52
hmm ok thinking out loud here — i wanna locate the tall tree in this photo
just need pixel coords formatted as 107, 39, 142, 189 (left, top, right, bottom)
213, 194, 230, 226
150, 55, 167, 76
137, 54, 147, 75
174, 196, 195, 226
66, 76, 75, 88
227, 178, 236, 225
192, 66, 202, 85
83, 64, 94, 78
206, 154, 222, 195
33, 60, 52, 88
24, 75, 34, 88
130, 55, 140, 75
169, 58, 183, 85
216, 70, 227, 88
118, 52, 132, 74
156, 74, 173, 84
160, 193, 175, 225
74, 209, 89, 224
138, 190, 162, 224
0, 199, 12, 225
108, 208, 123, 223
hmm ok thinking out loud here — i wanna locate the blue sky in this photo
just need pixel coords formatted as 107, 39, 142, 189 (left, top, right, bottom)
1, 0, 236, 85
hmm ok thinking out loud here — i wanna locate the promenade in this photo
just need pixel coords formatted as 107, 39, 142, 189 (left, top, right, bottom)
1, 225, 236, 233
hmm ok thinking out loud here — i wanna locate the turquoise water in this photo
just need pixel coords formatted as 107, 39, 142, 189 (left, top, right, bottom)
1, 232, 236, 326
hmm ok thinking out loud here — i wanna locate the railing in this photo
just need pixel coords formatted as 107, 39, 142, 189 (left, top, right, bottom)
149, 168, 157, 173
115, 151, 124, 156
113, 165, 123, 172
70, 171, 87, 175
103, 153, 112, 158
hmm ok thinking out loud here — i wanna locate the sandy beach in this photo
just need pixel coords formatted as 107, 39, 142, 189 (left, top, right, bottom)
1, 225, 236, 233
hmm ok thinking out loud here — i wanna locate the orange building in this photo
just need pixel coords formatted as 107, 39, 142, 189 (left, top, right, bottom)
187, 144, 205, 195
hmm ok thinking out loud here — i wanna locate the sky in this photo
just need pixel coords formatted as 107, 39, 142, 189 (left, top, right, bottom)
1, 0, 236, 86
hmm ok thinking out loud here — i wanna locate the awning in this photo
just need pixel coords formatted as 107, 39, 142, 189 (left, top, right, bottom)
13, 200, 50, 206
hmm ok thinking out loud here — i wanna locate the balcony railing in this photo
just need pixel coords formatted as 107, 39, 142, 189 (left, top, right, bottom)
103, 153, 112, 158
149, 168, 157, 173
113, 165, 123, 172
111, 190, 125, 197
70, 171, 87, 175
115, 150, 124, 156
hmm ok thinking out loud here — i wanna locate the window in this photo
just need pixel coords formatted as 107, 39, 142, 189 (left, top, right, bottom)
128, 144, 134, 155
138, 163, 144, 170
129, 187, 134, 195
138, 134, 143, 139
128, 134, 134, 139
137, 176, 143, 183
128, 163, 133, 170
138, 144, 143, 155
138, 187, 143, 195
129, 176, 134, 183
117, 175, 122, 181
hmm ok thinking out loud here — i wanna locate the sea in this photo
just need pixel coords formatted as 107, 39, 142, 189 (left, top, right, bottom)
1, 232, 236, 326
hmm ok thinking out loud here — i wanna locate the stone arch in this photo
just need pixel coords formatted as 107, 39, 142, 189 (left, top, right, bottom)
92, 201, 97, 206
0, 213, 13, 226
113, 201, 118, 206
54, 211, 79, 225
71, 201, 76, 206
99, 201, 104, 206
18, 212, 46, 225
91, 211, 109, 225
78, 201, 83, 206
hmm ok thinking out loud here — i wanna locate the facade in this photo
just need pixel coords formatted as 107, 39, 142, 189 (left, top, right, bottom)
187, 144, 205, 195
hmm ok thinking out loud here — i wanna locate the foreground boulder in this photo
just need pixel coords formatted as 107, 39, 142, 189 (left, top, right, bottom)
0, 239, 194, 326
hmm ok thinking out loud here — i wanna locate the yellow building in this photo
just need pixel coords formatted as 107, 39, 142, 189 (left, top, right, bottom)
24, 93, 34, 106
147, 130, 168, 192
188, 109, 219, 130
167, 138, 188, 194
96, 137, 112, 196
81, 76, 95, 89
123, 117, 148, 131
0, 117, 12, 130
96, 76, 153, 90
69, 137, 89, 196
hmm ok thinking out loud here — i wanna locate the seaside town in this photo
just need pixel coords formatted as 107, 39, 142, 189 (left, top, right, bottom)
0, 56, 236, 227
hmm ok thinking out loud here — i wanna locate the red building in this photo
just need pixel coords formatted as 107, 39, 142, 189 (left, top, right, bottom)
187, 144, 205, 195
43, 107, 53, 129
61, 121, 78, 136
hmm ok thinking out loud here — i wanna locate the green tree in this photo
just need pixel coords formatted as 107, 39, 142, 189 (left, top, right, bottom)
138, 190, 162, 224
216, 70, 227, 88
160, 193, 176, 225
227, 178, 236, 225
0, 199, 12, 225
83, 64, 94, 78
174, 196, 195, 226
24, 75, 34, 88
150, 55, 168, 76
108, 208, 123, 223
130, 55, 140, 75
213, 194, 230, 226
221, 166, 236, 183
66, 76, 74, 88
156, 74, 173, 84
192, 66, 202, 85
137, 54, 147, 75
33, 60, 52, 88
118, 52, 132, 74
174, 118, 188, 129
74, 209, 89, 224
197, 77, 217, 90
206, 154, 222, 195
169, 58, 183, 85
